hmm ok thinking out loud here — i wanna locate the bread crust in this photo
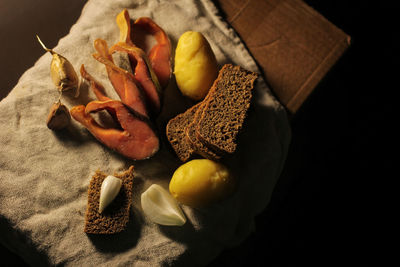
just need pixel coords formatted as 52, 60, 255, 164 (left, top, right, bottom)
185, 106, 221, 160
166, 103, 200, 162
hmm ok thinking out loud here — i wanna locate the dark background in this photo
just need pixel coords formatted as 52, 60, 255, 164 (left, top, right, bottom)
209, 1, 394, 266
1, 1, 394, 266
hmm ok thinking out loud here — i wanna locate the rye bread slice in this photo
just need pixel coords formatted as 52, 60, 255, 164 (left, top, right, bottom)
196, 64, 258, 154
84, 166, 134, 234
166, 103, 200, 162
185, 103, 221, 160
166, 99, 221, 161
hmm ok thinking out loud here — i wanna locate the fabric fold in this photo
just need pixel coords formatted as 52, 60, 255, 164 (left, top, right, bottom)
0, 0, 290, 265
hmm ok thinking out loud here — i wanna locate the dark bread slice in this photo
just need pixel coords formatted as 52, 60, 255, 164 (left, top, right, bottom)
166, 103, 201, 162
185, 102, 221, 160
196, 64, 258, 153
84, 166, 134, 234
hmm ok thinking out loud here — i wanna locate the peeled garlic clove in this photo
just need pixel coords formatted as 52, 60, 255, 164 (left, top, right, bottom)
99, 175, 122, 213
141, 184, 186, 226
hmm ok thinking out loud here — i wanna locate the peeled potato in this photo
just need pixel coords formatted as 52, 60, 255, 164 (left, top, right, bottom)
174, 31, 218, 100
169, 159, 235, 208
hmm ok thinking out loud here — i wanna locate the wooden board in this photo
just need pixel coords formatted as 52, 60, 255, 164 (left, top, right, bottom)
215, 0, 351, 114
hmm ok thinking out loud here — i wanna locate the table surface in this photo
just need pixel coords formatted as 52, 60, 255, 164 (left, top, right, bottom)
0, 0, 349, 115
1, 0, 390, 266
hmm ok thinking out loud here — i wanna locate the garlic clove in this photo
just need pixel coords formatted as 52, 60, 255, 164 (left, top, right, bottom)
50, 53, 79, 92
36, 35, 79, 92
99, 175, 122, 213
46, 101, 71, 130
141, 184, 186, 226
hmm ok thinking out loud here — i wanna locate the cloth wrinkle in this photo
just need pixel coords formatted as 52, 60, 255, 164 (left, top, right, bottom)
0, 0, 290, 266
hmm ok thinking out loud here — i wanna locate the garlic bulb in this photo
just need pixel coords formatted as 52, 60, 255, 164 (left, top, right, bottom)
36, 35, 79, 93
141, 184, 186, 226
99, 175, 122, 213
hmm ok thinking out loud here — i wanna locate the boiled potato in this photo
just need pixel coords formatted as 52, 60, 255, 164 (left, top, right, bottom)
174, 31, 218, 100
169, 159, 235, 207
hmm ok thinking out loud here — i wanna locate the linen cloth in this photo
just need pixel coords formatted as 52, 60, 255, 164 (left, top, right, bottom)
0, 0, 291, 265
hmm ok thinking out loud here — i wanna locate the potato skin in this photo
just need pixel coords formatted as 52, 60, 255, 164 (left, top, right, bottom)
169, 159, 235, 207
174, 31, 218, 100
